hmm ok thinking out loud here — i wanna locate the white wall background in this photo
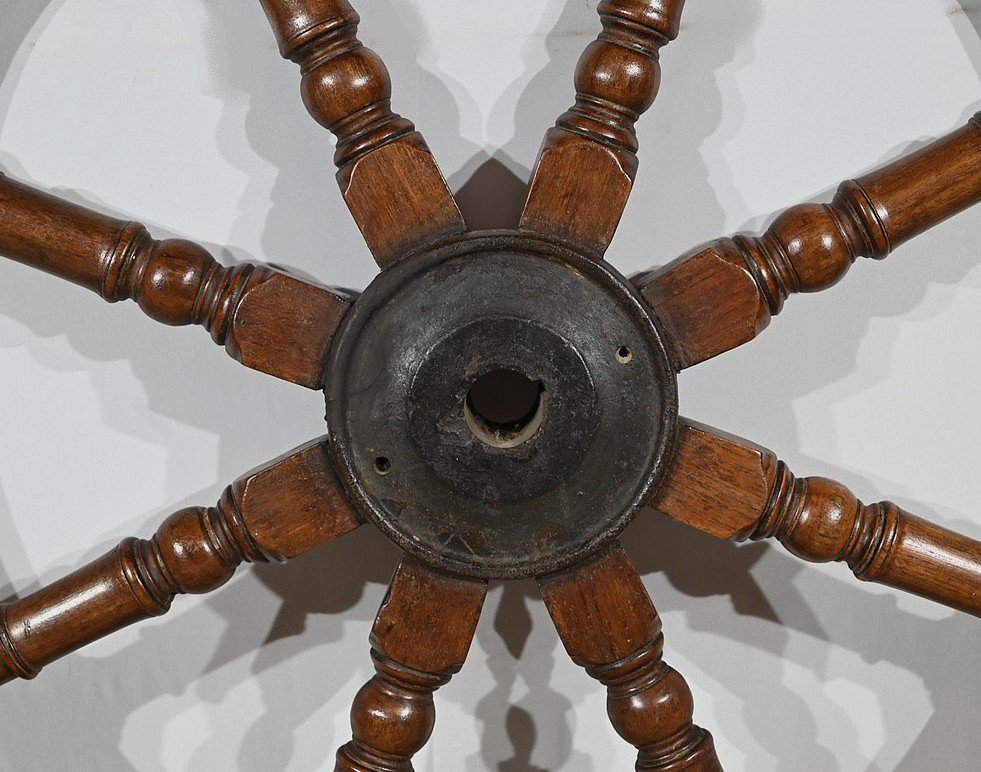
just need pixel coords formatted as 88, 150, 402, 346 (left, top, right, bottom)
0, 1, 979, 769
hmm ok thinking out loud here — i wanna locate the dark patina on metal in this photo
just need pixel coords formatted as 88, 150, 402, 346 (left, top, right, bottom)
325, 232, 678, 579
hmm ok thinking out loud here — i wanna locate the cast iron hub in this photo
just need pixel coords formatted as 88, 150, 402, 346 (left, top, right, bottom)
325, 232, 678, 579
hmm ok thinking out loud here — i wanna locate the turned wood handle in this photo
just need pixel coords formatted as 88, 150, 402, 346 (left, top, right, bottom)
520, 0, 687, 255
556, 0, 687, 161
653, 420, 981, 616
257, 0, 464, 266
257, 0, 412, 169
335, 558, 486, 770
755, 471, 981, 616
538, 547, 722, 770
0, 508, 244, 684
0, 172, 252, 322
640, 114, 981, 368
842, 113, 981, 254
0, 440, 360, 685
0, 173, 350, 387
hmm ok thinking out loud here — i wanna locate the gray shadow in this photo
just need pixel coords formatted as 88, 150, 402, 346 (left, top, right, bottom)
0, 0, 321, 498
951, 0, 981, 49
192, 527, 402, 772
2, 1, 980, 771
0, 0, 64, 104
454, 154, 527, 232
0, 3, 396, 770
0, 483, 33, 602
198, 0, 373, 293
466, 580, 591, 771
620, 2, 981, 769
449, 0, 764, 767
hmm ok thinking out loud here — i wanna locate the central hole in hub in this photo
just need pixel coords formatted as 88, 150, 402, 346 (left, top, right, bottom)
465, 369, 545, 449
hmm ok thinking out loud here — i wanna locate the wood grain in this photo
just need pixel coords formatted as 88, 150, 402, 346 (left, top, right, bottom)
539, 547, 722, 771
652, 420, 776, 540
650, 419, 981, 616
0, 172, 350, 388
335, 558, 486, 771
0, 439, 360, 686
520, 0, 687, 257
638, 113, 981, 368
258, 0, 465, 268
3, 4, 978, 764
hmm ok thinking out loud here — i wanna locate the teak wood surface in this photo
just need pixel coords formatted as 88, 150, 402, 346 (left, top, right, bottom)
1, 2, 980, 770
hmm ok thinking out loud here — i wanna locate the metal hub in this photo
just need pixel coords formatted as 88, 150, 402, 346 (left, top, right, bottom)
325, 232, 678, 578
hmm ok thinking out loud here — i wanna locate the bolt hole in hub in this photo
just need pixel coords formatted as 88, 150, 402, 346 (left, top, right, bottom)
326, 232, 678, 578
464, 369, 546, 448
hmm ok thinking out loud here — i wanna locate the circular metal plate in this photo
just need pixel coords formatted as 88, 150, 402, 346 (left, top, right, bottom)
325, 232, 678, 579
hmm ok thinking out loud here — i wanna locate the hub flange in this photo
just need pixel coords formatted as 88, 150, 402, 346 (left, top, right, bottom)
325, 232, 677, 579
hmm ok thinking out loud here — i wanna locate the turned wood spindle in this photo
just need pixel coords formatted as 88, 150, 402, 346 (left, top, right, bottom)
0, 172, 263, 333
0, 173, 349, 387
257, 0, 464, 266
521, 0, 687, 256
753, 463, 981, 616
336, 558, 487, 771
0, 505, 247, 686
556, 0, 685, 171
640, 113, 981, 368
652, 420, 981, 617
539, 547, 721, 771
259, 0, 411, 169
0, 440, 360, 685
733, 113, 981, 311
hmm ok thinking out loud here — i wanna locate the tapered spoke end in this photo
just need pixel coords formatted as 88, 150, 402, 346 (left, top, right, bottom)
539, 547, 723, 770
520, 131, 635, 256
336, 558, 487, 768
226, 272, 352, 389
639, 113, 981, 368
340, 138, 465, 269
231, 438, 361, 562
639, 242, 771, 369
0, 438, 359, 686
653, 418, 981, 618
369, 557, 487, 672
651, 419, 776, 540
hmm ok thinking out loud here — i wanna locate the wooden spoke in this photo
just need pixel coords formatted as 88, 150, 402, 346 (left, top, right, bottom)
0, 439, 360, 686
651, 419, 981, 616
520, 0, 687, 257
638, 113, 981, 369
0, 173, 350, 388
336, 557, 486, 771
538, 546, 722, 771
258, 0, 465, 268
